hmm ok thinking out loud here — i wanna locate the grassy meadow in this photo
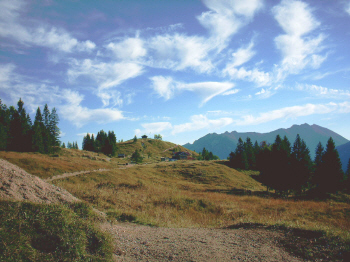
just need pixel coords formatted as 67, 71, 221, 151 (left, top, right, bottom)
50, 160, 350, 241
1, 142, 350, 260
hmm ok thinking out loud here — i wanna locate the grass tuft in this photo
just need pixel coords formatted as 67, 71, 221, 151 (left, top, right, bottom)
0, 200, 114, 262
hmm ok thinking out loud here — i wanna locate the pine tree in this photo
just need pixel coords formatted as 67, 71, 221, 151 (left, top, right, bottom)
231, 137, 248, 169
264, 135, 292, 195
49, 108, 60, 147
345, 158, 350, 193
42, 104, 52, 153
83, 134, 92, 151
314, 137, 343, 194
290, 134, 312, 194
245, 137, 256, 170
32, 107, 45, 153
0, 100, 10, 150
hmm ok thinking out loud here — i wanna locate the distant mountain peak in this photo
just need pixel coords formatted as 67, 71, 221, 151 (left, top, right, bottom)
183, 124, 349, 160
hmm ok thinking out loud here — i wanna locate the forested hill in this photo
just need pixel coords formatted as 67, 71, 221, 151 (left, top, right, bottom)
183, 124, 349, 160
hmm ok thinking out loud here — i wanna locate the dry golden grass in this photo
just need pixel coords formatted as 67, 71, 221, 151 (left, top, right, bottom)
116, 138, 198, 162
0, 149, 115, 179
51, 160, 350, 241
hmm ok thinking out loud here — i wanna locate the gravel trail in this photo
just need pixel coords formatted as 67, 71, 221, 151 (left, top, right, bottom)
101, 223, 305, 262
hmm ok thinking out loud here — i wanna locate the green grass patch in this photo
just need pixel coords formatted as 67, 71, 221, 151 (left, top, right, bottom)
0, 201, 114, 262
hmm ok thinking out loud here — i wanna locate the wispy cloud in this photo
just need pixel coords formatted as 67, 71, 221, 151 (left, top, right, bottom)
234, 102, 350, 126
146, 34, 214, 73
172, 114, 233, 134
255, 88, 275, 99
224, 67, 272, 86
0, 0, 95, 52
346, 1, 350, 15
68, 59, 143, 106
59, 89, 124, 128
106, 37, 146, 61
295, 83, 350, 99
197, 0, 263, 49
135, 122, 173, 136
150, 76, 235, 105
273, 0, 326, 80
0, 64, 124, 127
222, 89, 240, 96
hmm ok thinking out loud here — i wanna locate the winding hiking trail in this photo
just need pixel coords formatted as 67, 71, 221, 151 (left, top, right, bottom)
44, 163, 145, 182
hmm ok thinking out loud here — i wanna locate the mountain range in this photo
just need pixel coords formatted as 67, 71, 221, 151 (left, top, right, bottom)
183, 124, 349, 163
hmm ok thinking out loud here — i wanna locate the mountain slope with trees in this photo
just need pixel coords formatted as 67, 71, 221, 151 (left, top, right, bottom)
336, 141, 350, 172
183, 124, 349, 159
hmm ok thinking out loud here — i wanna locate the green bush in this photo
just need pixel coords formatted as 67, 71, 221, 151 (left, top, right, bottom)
0, 201, 113, 261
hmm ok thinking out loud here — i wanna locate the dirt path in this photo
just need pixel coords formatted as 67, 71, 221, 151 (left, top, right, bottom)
44, 164, 137, 182
101, 223, 305, 262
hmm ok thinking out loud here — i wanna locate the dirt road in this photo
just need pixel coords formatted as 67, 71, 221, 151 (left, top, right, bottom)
101, 223, 306, 262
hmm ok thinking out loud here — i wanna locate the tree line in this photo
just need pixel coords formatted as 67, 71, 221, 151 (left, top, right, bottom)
198, 147, 219, 161
229, 135, 350, 195
0, 99, 60, 154
82, 130, 117, 156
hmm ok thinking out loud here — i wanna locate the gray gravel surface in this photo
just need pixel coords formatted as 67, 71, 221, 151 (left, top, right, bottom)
101, 222, 305, 262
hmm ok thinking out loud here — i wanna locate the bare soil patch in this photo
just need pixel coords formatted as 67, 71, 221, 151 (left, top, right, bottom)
102, 223, 304, 262
0, 158, 79, 204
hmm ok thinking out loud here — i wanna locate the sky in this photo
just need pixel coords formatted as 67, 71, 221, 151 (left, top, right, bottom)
0, 0, 350, 147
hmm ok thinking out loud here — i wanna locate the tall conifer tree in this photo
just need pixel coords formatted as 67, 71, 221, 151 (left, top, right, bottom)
314, 137, 343, 193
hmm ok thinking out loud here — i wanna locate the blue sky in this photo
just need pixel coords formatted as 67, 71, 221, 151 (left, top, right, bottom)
1, 0, 350, 147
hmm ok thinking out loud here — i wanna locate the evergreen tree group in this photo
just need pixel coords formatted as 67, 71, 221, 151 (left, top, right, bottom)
0, 99, 60, 153
198, 147, 219, 160
82, 130, 117, 156
66, 141, 79, 149
229, 134, 348, 195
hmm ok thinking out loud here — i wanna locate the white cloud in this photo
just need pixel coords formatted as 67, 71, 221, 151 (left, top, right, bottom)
147, 34, 213, 73
68, 59, 143, 106
273, 0, 319, 36
255, 88, 275, 99
273, 0, 326, 79
0, 63, 16, 84
234, 102, 350, 126
150, 76, 235, 105
346, 2, 350, 15
107, 37, 146, 60
59, 89, 124, 128
0, 65, 124, 127
172, 114, 233, 134
224, 67, 272, 86
228, 41, 256, 68
222, 89, 240, 96
295, 84, 350, 99
150, 76, 175, 100
140, 122, 173, 134
198, 0, 263, 47
0, 63, 62, 110
0, 0, 95, 52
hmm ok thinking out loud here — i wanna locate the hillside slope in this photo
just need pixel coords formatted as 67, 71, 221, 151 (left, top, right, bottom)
0, 139, 198, 180
184, 124, 349, 160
